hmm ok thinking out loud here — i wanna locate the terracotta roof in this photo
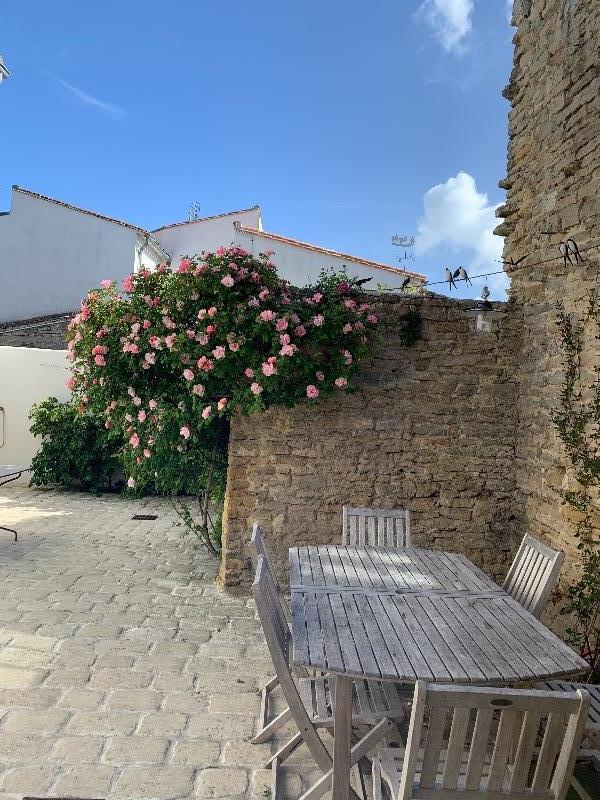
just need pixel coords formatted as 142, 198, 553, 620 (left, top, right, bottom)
152, 206, 261, 233
12, 186, 169, 258
234, 224, 426, 281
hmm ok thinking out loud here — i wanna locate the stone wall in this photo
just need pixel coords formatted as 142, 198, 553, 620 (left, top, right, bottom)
220, 296, 522, 590
497, 0, 600, 589
0, 313, 71, 349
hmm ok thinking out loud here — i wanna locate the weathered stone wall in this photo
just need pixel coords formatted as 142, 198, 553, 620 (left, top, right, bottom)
497, 0, 600, 590
220, 296, 522, 590
0, 313, 71, 349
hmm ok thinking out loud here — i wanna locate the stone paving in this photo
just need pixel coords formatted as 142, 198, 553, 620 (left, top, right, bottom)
0, 486, 317, 800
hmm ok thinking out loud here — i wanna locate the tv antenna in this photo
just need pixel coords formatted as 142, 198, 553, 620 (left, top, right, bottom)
391, 234, 416, 270
188, 201, 201, 221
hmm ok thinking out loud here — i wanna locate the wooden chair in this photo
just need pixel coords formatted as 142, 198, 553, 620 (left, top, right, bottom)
342, 506, 411, 548
253, 554, 408, 800
372, 680, 589, 800
503, 534, 564, 619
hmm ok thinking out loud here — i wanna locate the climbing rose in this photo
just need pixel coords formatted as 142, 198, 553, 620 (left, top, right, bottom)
250, 382, 263, 395
212, 346, 226, 360
178, 258, 191, 273
262, 361, 277, 376
259, 310, 276, 322
221, 275, 234, 287
306, 385, 319, 399
312, 315, 324, 327
202, 406, 212, 419
217, 398, 227, 411
192, 384, 205, 396
335, 377, 348, 388
100, 279, 113, 289
245, 367, 254, 378
180, 426, 191, 439
129, 433, 140, 448
127, 477, 136, 488
148, 399, 158, 409
137, 410, 146, 422
183, 369, 194, 380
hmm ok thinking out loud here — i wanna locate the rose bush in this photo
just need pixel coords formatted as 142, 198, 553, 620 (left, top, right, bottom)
65, 247, 380, 551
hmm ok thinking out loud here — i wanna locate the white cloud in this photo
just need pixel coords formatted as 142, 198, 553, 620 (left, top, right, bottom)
506, 0, 514, 23
415, 171, 509, 298
43, 70, 125, 119
416, 0, 474, 54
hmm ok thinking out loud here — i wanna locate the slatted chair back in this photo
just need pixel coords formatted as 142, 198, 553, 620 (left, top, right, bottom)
503, 534, 564, 619
342, 506, 411, 548
252, 555, 332, 772
250, 523, 291, 623
394, 681, 589, 800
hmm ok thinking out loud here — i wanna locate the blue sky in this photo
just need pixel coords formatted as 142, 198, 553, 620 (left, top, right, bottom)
0, 1, 514, 297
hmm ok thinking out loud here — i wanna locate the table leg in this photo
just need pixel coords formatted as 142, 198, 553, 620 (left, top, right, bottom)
0, 526, 17, 542
0, 472, 22, 542
332, 674, 353, 800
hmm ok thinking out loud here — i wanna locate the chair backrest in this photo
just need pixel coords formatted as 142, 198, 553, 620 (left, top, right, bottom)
342, 506, 411, 548
250, 522, 291, 622
252, 555, 332, 772
503, 534, 564, 619
395, 681, 589, 800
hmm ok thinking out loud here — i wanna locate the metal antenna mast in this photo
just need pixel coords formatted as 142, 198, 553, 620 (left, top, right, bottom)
188, 201, 201, 221
391, 234, 416, 271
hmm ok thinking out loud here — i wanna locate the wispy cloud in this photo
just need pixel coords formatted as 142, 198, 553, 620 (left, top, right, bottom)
415, 171, 509, 298
44, 70, 125, 120
416, 0, 474, 54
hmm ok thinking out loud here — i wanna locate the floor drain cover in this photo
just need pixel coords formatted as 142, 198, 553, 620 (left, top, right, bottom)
132, 514, 158, 520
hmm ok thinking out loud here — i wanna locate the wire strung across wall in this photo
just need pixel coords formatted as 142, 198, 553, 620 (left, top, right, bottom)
388, 236, 600, 292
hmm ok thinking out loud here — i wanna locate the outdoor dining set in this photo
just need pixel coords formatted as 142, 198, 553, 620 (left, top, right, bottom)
248, 506, 599, 800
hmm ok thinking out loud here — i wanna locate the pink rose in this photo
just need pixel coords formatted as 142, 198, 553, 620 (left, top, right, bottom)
337, 281, 350, 295
123, 275, 135, 292
66, 377, 76, 390
178, 258, 191, 273
149, 336, 161, 349
248, 297, 259, 307
261, 361, 277, 376
221, 275, 234, 287
94, 354, 106, 366
354, 320, 364, 330
143, 319, 151, 329
205, 325, 216, 334
197, 356, 214, 371
344, 298, 357, 309
312, 292, 323, 303
127, 477, 136, 488
197, 309, 207, 320
144, 352, 156, 365
280, 344, 297, 357
343, 323, 353, 334
275, 317, 288, 331
186, 329, 196, 339
217, 397, 227, 411
259, 288, 270, 301
208, 307, 218, 318
143, 449, 151, 458
228, 342, 240, 352
312, 315, 324, 326
316, 371, 324, 381
212, 345, 226, 360
343, 350, 353, 364
149, 399, 158, 409
137, 410, 146, 422
100, 279, 113, 289
192, 383, 205, 396
133, 396, 142, 406
202, 406, 212, 420
183, 368, 195, 380
197, 334, 209, 345
259, 310, 276, 322
129, 433, 140, 448
245, 367, 254, 378
180, 425, 191, 439
294, 325, 307, 337
367, 314, 379, 324
335, 377, 348, 388
306, 384, 319, 399
164, 334, 176, 349
250, 382, 263, 395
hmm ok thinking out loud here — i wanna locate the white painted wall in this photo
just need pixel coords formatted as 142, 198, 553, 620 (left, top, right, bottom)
0, 190, 147, 324
0, 347, 70, 484
233, 229, 408, 289
152, 208, 262, 264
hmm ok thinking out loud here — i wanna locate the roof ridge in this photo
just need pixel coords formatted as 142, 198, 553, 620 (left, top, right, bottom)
152, 206, 261, 233
234, 224, 426, 280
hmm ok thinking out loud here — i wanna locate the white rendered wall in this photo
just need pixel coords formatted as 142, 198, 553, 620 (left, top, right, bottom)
233, 229, 405, 290
0, 191, 139, 323
0, 347, 70, 484
152, 208, 262, 264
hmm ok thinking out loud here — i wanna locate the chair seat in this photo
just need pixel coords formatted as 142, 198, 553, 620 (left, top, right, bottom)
298, 675, 410, 726
535, 681, 600, 734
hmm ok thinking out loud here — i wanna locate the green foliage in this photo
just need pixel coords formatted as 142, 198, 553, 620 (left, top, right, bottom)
29, 397, 121, 494
553, 290, 600, 683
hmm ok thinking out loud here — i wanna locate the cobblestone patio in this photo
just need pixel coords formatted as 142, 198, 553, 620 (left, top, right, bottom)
0, 486, 315, 800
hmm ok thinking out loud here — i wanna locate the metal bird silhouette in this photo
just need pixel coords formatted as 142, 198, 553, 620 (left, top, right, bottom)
400, 276, 411, 291
566, 238, 583, 263
353, 277, 372, 286
457, 266, 472, 286
445, 268, 457, 290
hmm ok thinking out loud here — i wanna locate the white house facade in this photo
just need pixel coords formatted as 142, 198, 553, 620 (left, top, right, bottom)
0, 187, 168, 324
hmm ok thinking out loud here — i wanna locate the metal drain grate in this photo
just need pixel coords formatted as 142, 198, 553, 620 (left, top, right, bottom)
132, 514, 158, 521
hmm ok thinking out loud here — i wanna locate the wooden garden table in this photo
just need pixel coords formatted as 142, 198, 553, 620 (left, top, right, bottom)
289, 545, 589, 800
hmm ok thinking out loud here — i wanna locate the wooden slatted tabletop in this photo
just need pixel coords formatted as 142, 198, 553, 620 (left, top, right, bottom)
290, 545, 502, 595
289, 545, 588, 800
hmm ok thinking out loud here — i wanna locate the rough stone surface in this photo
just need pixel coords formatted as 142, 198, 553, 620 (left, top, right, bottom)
0, 486, 313, 799
221, 295, 523, 591
0, 312, 71, 348
499, 0, 600, 603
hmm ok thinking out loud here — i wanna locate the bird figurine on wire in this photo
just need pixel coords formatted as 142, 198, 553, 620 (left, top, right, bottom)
400, 276, 411, 292
445, 267, 457, 290
566, 238, 583, 263
457, 266, 472, 286
353, 277, 372, 286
